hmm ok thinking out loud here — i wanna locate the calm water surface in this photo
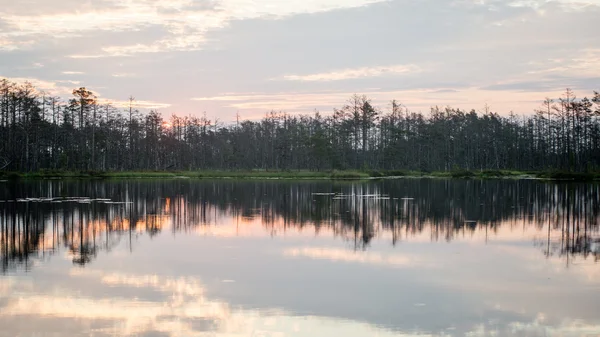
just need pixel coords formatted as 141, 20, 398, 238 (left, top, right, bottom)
1, 179, 599, 337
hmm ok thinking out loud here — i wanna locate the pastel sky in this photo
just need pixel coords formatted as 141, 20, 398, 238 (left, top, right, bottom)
0, 0, 599, 121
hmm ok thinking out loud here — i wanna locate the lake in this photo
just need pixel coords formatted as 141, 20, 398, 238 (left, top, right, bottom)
0, 179, 599, 337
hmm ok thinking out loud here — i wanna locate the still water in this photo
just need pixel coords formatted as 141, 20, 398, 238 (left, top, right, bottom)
0, 179, 599, 337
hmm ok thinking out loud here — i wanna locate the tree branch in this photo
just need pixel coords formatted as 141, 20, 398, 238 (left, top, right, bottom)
0, 157, 11, 170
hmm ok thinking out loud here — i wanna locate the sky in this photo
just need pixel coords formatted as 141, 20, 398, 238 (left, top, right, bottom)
0, 0, 599, 121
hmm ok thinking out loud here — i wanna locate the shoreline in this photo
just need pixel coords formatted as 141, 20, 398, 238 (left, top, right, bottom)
1, 170, 599, 181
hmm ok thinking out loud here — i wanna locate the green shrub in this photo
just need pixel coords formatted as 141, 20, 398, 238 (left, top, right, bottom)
537, 171, 598, 181
450, 170, 475, 178
386, 170, 409, 176
480, 169, 503, 177
330, 170, 369, 179
6, 172, 21, 181
368, 170, 385, 178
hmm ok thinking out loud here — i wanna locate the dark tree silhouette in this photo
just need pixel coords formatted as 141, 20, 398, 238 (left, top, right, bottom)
1, 79, 599, 173
1, 179, 598, 272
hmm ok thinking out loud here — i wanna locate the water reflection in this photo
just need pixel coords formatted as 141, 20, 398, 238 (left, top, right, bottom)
0, 268, 445, 337
1, 180, 600, 337
1, 180, 599, 272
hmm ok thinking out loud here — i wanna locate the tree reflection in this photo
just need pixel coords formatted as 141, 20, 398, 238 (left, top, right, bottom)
1, 179, 598, 272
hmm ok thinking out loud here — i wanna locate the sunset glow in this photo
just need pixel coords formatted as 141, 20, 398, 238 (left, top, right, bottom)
0, 0, 598, 118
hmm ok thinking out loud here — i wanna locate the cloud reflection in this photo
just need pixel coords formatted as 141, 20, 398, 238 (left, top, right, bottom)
0, 270, 433, 337
1, 266, 599, 337
284, 247, 423, 268
1, 180, 599, 336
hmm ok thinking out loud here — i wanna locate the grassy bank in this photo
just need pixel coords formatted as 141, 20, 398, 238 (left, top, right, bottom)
0, 169, 370, 180
369, 169, 600, 181
366, 169, 528, 179
1, 169, 599, 181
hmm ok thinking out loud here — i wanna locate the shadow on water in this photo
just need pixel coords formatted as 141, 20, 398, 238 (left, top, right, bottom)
1, 179, 599, 273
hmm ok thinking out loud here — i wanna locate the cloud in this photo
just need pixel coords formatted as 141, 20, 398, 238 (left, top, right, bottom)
57, 80, 81, 85
1, 0, 600, 119
0, 76, 170, 108
464, 316, 600, 337
190, 86, 565, 115
431, 89, 459, 93
0, 0, 389, 56
0, 76, 75, 95
0, 37, 34, 51
280, 64, 423, 82
108, 98, 171, 109
62, 71, 85, 75
67, 54, 105, 59
284, 247, 426, 268
112, 73, 135, 78
526, 48, 600, 77
480, 81, 565, 92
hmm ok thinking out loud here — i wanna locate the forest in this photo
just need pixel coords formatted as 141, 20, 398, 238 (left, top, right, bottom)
1, 78, 599, 173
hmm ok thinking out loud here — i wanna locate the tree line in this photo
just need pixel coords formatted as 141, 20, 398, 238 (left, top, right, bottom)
1, 78, 599, 172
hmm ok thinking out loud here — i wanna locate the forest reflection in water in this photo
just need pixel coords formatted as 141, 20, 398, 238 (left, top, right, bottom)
1, 179, 599, 273
1, 179, 600, 337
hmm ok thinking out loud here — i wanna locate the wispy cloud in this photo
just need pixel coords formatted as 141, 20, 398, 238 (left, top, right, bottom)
0, 38, 39, 51
62, 71, 85, 75
0, 0, 388, 56
526, 48, 600, 76
284, 247, 426, 268
280, 64, 423, 82
109, 99, 171, 109
190, 86, 561, 115
2, 0, 599, 118
0, 76, 75, 95
57, 80, 81, 85
68, 54, 111, 59
111, 73, 135, 78
0, 76, 170, 108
